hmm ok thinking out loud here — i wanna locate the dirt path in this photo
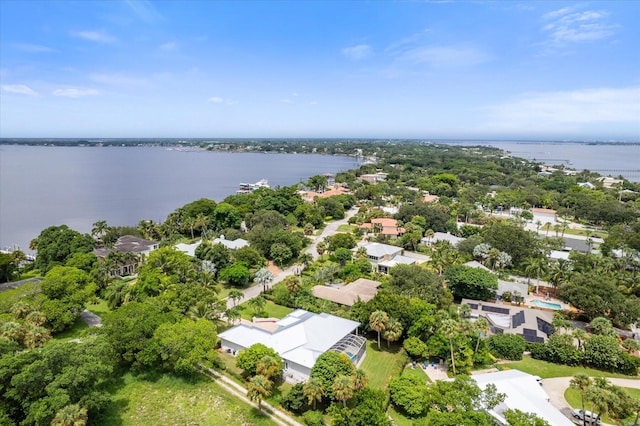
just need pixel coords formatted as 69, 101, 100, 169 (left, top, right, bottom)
203, 368, 303, 426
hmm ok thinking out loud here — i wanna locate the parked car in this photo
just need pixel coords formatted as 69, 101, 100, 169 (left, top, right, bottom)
572, 409, 601, 424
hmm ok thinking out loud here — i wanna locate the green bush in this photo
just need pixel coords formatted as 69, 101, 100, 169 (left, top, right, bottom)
303, 410, 325, 426
486, 334, 525, 360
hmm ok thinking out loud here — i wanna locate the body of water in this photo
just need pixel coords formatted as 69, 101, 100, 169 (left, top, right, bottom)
0, 146, 361, 253
449, 141, 640, 182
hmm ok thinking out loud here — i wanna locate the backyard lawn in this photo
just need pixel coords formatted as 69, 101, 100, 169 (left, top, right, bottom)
500, 355, 640, 380
360, 340, 407, 390
95, 372, 277, 426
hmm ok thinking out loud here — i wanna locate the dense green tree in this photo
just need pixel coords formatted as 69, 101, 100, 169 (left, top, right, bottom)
30, 225, 95, 273
485, 334, 526, 360
153, 318, 218, 375
388, 265, 452, 309
444, 265, 498, 300
310, 352, 355, 397
236, 343, 282, 377
482, 221, 541, 267
219, 262, 251, 287
503, 409, 551, 426
389, 375, 429, 416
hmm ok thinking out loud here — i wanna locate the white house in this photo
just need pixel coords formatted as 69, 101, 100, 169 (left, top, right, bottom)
212, 235, 249, 250
473, 370, 574, 426
218, 309, 366, 382
176, 241, 202, 257
421, 232, 464, 247
354, 242, 423, 274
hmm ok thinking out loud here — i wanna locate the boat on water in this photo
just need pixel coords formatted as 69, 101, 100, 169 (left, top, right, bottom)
237, 179, 270, 193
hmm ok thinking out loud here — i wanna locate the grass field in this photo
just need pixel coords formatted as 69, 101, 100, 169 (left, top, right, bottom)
0, 281, 41, 312
336, 224, 356, 233
95, 372, 277, 426
500, 356, 640, 380
360, 340, 407, 390
238, 300, 294, 321
565, 386, 640, 425
50, 318, 90, 342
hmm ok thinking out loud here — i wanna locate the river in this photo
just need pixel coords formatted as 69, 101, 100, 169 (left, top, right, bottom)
0, 146, 361, 252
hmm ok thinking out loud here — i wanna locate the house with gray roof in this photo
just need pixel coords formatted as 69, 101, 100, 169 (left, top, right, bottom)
311, 278, 381, 306
219, 309, 365, 382
462, 298, 554, 343
93, 235, 158, 276
421, 232, 465, 247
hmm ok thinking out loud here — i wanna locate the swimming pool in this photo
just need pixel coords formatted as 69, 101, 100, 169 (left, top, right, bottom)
530, 300, 562, 310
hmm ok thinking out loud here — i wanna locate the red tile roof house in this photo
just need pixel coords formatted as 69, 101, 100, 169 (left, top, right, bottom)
358, 218, 405, 238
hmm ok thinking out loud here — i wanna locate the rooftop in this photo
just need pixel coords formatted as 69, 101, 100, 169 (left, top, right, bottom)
311, 278, 382, 306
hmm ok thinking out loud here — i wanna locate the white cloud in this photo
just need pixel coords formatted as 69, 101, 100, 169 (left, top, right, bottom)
52, 88, 100, 98
1, 84, 38, 96
397, 45, 490, 68
341, 44, 373, 60
280, 98, 294, 104
208, 96, 237, 105
542, 8, 616, 44
90, 73, 147, 86
125, 0, 163, 23
12, 43, 55, 53
71, 30, 116, 43
159, 41, 178, 51
480, 86, 640, 133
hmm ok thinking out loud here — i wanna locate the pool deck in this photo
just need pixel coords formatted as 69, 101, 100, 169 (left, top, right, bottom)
525, 294, 572, 312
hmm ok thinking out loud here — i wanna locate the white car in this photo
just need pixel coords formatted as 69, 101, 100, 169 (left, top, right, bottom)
571, 409, 601, 425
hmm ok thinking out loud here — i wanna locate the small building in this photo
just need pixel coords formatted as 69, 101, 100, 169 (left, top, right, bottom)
597, 176, 623, 189
354, 242, 427, 274
176, 241, 202, 257
299, 184, 350, 203
212, 235, 249, 250
473, 370, 574, 426
311, 278, 381, 306
462, 298, 554, 343
422, 194, 440, 203
359, 172, 387, 184
421, 232, 464, 247
577, 182, 596, 190
359, 218, 405, 238
218, 309, 365, 382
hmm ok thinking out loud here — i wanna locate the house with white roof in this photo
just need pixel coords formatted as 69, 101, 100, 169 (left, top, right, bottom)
421, 232, 464, 247
176, 241, 202, 257
212, 235, 249, 250
218, 309, 365, 382
473, 370, 574, 426
354, 242, 427, 274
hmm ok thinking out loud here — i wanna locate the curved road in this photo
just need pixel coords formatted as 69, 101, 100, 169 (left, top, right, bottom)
542, 377, 640, 425
226, 207, 359, 309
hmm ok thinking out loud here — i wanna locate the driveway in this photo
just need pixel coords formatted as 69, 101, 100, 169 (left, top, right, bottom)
542, 377, 640, 426
226, 207, 359, 310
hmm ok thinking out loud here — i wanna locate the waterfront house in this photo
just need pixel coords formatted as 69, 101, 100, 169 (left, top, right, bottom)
218, 309, 365, 382
93, 235, 158, 276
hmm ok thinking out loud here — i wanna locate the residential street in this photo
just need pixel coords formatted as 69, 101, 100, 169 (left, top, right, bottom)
226, 207, 359, 309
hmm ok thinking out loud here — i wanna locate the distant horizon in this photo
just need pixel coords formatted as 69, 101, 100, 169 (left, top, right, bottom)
1, 1, 638, 140
1, 137, 639, 144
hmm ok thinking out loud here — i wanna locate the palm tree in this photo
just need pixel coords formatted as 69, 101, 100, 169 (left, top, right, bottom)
1, 321, 25, 343
257, 355, 281, 382
247, 374, 271, 412
303, 377, 325, 410
353, 369, 368, 392
283, 275, 302, 293
573, 328, 588, 349
524, 257, 547, 294
228, 289, 244, 306
440, 318, 459, 376
369, 310, 389, 350
225, 306, 241, 324
91, 220, 109, 246
332, 374, 354, 408
474, 317, 490, 355
544, 222, 552, 237
382, 318, 403, 348
298, 253, 313, 269
549, 259, 572, 288
22, 323, 51, 349
188, 302, 216, 321
51, 404, 88, 426
424, 229, 435, 247
248, 295, 266, 316
254, 267, 274, 292
570, 373, 592, 426
194, 213, 210, 238
25, 310, 46, 327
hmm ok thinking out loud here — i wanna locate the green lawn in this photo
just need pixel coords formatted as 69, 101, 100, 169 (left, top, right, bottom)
565, 387, 640, 425
85, 298, 112, 316
0, 281, 41, 312
50, 318, 90, 342
95, 372, 277, 426
360, 340, 407, 390
238, 300, 294, 321
501, 355, 640, 380
337, 224, 356, 233
388, 405, 415, 426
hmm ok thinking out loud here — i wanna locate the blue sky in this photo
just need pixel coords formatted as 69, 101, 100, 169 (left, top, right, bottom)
1, 1, 638, 140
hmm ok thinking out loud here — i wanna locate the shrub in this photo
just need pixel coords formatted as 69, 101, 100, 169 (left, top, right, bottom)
303, 410, 325, 426
281, 383, 306, 414
486, 334, 525, 360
